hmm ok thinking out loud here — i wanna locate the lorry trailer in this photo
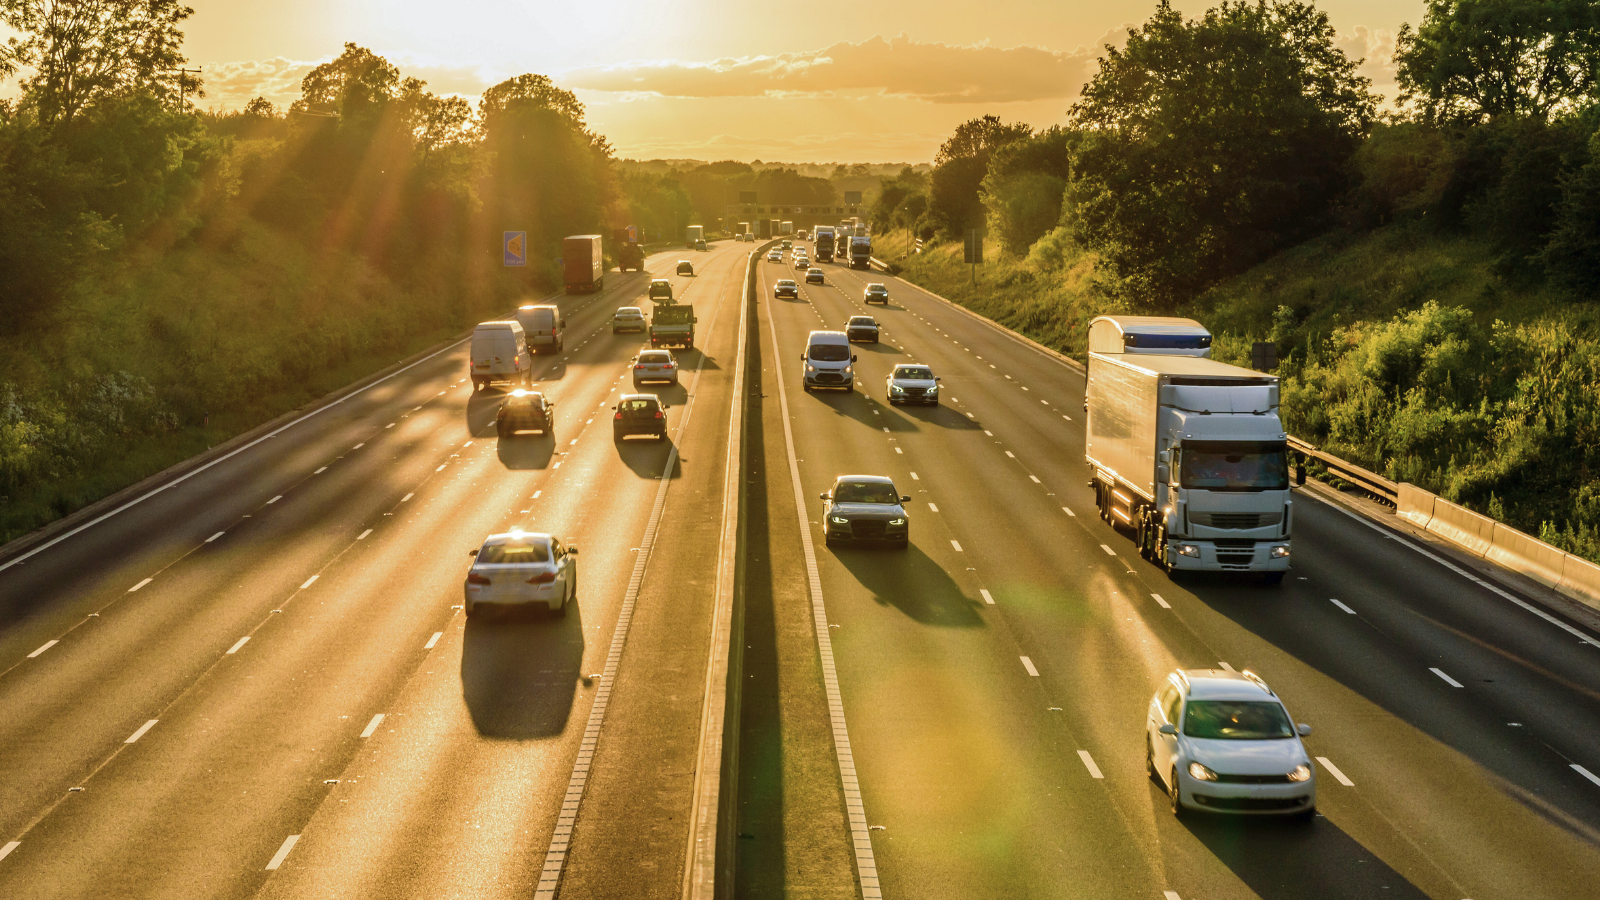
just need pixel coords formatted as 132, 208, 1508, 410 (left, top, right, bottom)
562, 235, 604, 293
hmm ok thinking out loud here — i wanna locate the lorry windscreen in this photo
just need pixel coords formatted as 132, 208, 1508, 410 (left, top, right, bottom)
1180, 441, 1287, 491
1123, 333, 1211, 349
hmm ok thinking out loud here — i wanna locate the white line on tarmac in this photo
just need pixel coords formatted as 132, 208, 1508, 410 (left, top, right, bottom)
1317, 756, 1355, 786
402, 493, 413, 502
1062, 506, 1075, 517
1020, 656, 1040, 676
1164, 892, 1182, 900
980, 589, 994, 605
386, 423, 394, 428
226, 637, 250, 655
265, 835, 299, 870
1029, 475, 1041, 483
1078, 750, 1104, 778
1062, 414, 1072, 421
1100, 545, 1116, 556
1152, 593, 1171, 609
267, 495, 281, 504
909, 472, 918, 480
1573, 764, 1600, 788
28, 640, 57, 658
894, 448, 902, 454
125, 719, 158, 743
358, 529, 372, 540
300, 575, 318, 589
1430, 667, 1464, 688
352, 442, 364, 449
314, 467, 327, 474
1330, 599, 1357, 614
0, 842, 17, 862
951, 540, 963, 552
128, 578, 152, 592
361, 714, 384, 738
425, 632, 442, 649
463, 440, 473, 447
984, 430, 993, 436
533, 490, 542, 498
1218, 662, 1235, 671
435, 464, 446, 472
1005, 451, 1015, 458
206, 532, 225, 543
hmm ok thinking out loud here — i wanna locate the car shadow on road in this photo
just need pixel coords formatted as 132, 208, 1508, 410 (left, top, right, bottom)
897, 401, 985, 431
465, 391, 507, 437
495, 433, 556, 469
831, 540, 986, 627
460, 599, 586, 739
615, 435, 682, 479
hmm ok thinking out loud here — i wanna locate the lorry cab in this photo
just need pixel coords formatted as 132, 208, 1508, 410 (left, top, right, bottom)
1089, 315, 1212, 357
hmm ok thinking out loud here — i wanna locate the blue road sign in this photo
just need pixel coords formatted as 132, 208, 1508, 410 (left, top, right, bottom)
504, 231, 527, 266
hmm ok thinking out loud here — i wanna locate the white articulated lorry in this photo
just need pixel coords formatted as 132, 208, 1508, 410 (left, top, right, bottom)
1085, 316, 1292, 583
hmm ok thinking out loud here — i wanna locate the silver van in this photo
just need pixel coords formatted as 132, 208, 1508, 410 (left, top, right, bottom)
801, 331, 855, 392
517, 304, 565, 354
470, 321, 531, 392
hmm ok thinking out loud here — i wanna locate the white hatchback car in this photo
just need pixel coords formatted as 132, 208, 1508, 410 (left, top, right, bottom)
1147, 669, 1315, 819
463, 531, 578, 618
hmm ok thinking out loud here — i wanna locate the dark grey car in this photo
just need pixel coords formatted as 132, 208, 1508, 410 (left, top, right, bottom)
821, 475, 910, 547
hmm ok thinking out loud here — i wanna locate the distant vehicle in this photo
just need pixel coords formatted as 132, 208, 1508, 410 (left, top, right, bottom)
845, 316, 879, 343
516, 304, 564, 354
834, 231, 850, 261
1086, 319, 1289, 581
801, 330, 854, 392
563, 235, 604, 293
782, 238, 792, 250
813, 226, 835, 262
1090, 314, 1212, 356
767, 249, 782, 261
617, 238, 644, 272
793, 255, 809, 270
849, 235, 873, 269
820, 475, 910, 548
677, 260, 695, 276
863, 283, 889, 304
464, 530, 578, 618
613, 394, 669, 440
797, 229, 809, 240
695, 239, 707, 251
774, 279, 799, 299
650, 303, 697, 350
1147, 668, 1315, 819
496, 389, 555, 438
805, 268, 825, 284
887, 364, 939, 405
632, 349, 680, 387
686, 224, 704, 247
648, 279, 674, 302
470, 321, 530, 392
611, 306, 645, 333
781, 220, 793, 234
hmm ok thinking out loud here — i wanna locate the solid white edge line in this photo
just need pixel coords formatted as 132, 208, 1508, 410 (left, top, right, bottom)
0, 333, 476, 575
128, 577, 152, 592
980, 589, 994, 605
1316, 756, 1355, 786
1062, 506, 1075, 517
1152, 593, 1171, 609
27, 640, 58, 658
1021, 656, 1040, 676
226, 637, 250, 655
1572, 764, 1600, 788
125, 719, 158, 743
360, 713, 384, 738
265, 834, 299, 870
1330, 598, 1357, 614
764, 276, 882, 900
1077, 749, 1104, 779
205, 531, 225, 543
1430, 667, 1464, 688
425, 631, 442, 650
299, 575, 318, 590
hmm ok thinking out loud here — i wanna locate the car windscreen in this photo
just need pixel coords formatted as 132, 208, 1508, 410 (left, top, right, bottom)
1123, 332, 1211, 350
808, 343, 850, 361
894, 367, 933, 379
1179, 441, 1288, 491
1182, 700, 1294, 739
849, 318, 875, 326
834, 482, 898, 504
477, 540, 550, 564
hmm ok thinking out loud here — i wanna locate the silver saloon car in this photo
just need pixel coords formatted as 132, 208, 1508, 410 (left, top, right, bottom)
463, 531, 579, 618
821, 475, 910, 547
887, 364, 940, 405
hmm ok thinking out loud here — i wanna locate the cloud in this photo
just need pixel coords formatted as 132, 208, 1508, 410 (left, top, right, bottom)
1335, 25, 1398, 91
563, 32, 1127, 104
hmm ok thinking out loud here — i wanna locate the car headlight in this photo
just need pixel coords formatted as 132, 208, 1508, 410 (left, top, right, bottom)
806, 364, 816, 372
1177, 544, 1201, 558
927, 384, 939, 393
1188, 761, 1218, 782
1270, 545, 1291, 559
890, 384, 904, 393
843, 367, 853, 375
888, 518, 906, 526
830, 516, 849, 525
1288, 763, 1312, 783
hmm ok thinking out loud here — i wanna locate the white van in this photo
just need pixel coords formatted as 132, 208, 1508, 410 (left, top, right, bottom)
800, 331, 855, 392
516, 305, 565, 354
471, 321, 531, 392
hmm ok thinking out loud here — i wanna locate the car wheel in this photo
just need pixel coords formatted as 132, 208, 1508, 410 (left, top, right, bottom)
803, 384, 813, 393
844, 380, 853, 392
1170, 768, 1188, 819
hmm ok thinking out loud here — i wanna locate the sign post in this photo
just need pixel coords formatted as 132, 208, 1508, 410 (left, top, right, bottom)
963, 228, 983, 284
503, 231, 527, 267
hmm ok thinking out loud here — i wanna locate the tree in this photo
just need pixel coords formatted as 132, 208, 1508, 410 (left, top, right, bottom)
1395, 0, 1600, 124
1, 0, 199, 125
982, 127, 1077, 254
292, 43, 400, 124
934, 115, 1034, 167
480, 73, 588, 133
1067, 0, 1376, 306
928, 115, 1032, 238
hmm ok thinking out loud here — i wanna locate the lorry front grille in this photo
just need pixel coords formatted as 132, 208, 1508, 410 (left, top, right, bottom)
1216, 551, 1256, 567
1196, 513, 1280, 529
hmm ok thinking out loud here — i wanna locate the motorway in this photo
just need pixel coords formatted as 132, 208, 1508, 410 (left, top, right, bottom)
743, 248, 1600, 899
0, 241, 749, 899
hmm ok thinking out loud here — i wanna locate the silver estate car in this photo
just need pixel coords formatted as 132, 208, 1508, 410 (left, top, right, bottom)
887, 364, 940, 405
464, 531, 579, 618
821, 475, 910, 547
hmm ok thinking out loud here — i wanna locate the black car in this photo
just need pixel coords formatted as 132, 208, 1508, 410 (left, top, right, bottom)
863, 283, 890, 304
774, 279, 799, 299
846, 316, 880, 343
613, 394, 669, 441
821, 475, 910, 547
497, 390, 555, 438
805, 268, 825, 284
677, 260, 695, 276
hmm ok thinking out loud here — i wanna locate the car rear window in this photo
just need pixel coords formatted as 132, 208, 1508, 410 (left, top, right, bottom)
623, 398, 657, 413
478, 539, 550, 564
616, 307, 641, 316
834, 482, 898, 504
1182, 700, 1294, 739
640, 352, 670, 363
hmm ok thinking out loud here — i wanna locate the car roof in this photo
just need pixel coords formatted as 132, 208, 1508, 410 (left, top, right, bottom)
866, 283, 886, 289
1174, 668, 1279, 701
809, 267, 822, 272
807, 330, 849, 343
616, 306, 642, 313
482, 530, 552, 545
508, 389, 545, 400
777, 278, 796, 283
834, 474, 895, 485
519, 304, 558, 311
678, 259, 691, 263
639, 349, 671, 357
619, 392, 661, 402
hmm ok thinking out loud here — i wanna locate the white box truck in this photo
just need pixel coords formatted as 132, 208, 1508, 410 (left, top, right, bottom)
1085, 319, 1291, 582
686, 225, 704, 248
470, 321, 531, 392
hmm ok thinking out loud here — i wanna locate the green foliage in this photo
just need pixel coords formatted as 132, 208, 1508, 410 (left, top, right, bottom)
1539, 131, 1600, 292
1067, 0, 1376, 308
981, 127, 1076, 254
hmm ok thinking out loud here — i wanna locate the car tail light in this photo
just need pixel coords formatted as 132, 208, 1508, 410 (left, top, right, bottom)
615, 411, 623, 420
654, 410, 664, 419
466, 572, 491, 585
635, 365, 645, 370
527, 572, 556, 584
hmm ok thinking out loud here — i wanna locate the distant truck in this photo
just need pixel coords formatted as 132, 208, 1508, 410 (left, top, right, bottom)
834, 231, 850, 261
1085, 316, 1290, 582
849, 235, 872, 269
563, 235, 604, 293
649, 302, 697, 350
686, 225, 704, 247
614, 229, 645, 272
782, 220, 794, 234
813, 226, 835, 262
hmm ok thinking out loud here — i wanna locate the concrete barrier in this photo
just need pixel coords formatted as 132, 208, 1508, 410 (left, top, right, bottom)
1397, 483, 1436, 529
1558, 555, 1600, 611
1425, 498, 1497, 558
1486, 523, 1567, 590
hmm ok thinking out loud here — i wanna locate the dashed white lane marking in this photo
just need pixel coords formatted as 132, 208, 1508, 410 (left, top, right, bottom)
206, 532, 225, 543
1218, 662, 1235, 672
386, 423, 395, 428
909, 472, 919, 480
425, 632, 443, 650
28, 640, 57, 658
1021, 386, 1030, 391
980, 589, 995, 605
1062, 506, 1076, 517
951, 540, 964, 552
1029, 475, 1041, 483
352, 442, 364, 449
1430, 667, 1464, 688
1005, 451, 1015, 458
299, 575, 319, 589
894, 448, 903, 454
463, 440, 473, 447
358, 529, 372, 540
402, 493, 414, 502
533, 490, 542, 498
1062, 414, 1072, 421
1078, 750, 1105, 779
1330, 598, 1357, 614
928, 503, 939, 513
128, 578, 152, 593
265, 835, 299, 870
125, 719, 158, 743
1099, 545, 1116, 556
314, 467, 327, 475
881, 426, 889, 433
226, 637, 250, 655
435, 464, 446, 472
1164, 892, 1182, 900
984, 430, 993, 436
360, 714, 384, 738
569, 439, 578, 446
1152, 593, 1171, 609
555, 461, 564, 468
267, 495, 282, 504
1317, 756, 1355, 786
1040, 399, 1048, 405
1020, 656, 1040, 676
1572, 764, 1600, 788
0, 841, 17, 861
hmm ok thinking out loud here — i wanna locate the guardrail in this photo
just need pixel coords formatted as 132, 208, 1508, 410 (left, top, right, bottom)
1286, 435, 1398, 506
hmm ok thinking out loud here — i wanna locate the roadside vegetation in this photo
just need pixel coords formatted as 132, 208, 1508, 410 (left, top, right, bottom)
872, 0, 1600, 563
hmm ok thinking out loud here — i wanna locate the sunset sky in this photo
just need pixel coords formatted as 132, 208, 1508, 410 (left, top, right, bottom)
26, 0, 1424, 162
